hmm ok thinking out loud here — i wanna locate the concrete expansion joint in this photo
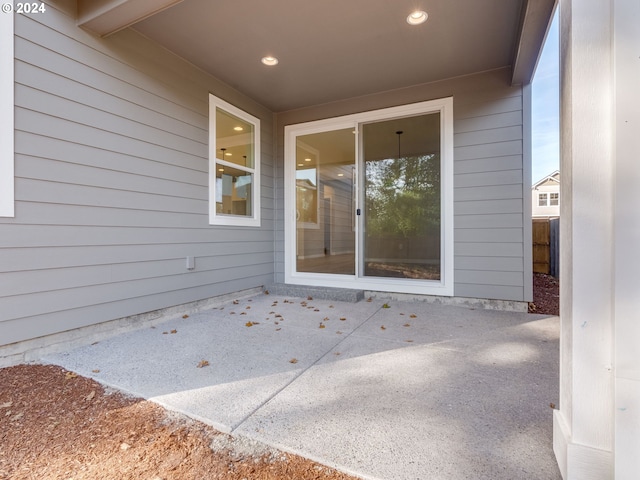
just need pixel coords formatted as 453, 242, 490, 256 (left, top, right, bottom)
230, 300, 380, 435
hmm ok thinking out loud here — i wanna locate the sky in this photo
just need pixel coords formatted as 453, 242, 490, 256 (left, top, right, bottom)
531, 9, 560, 184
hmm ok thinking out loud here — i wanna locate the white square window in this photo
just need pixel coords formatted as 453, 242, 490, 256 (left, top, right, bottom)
538, 193, 548, 206
550, 192, 559, 206
209, 94, 260, 226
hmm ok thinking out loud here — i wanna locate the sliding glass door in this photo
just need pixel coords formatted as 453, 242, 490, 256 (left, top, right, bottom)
295, 128, 356, 275
362, 114, 441, 280
285, 98, 453, 296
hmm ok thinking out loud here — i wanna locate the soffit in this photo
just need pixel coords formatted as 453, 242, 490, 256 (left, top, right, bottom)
128, 0, 551, 112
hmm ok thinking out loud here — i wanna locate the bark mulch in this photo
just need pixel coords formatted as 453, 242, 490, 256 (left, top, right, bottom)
0, 364, 357, 480
529, 273, 560, 316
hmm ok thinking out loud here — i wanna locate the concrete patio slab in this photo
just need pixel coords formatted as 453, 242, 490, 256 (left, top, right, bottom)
42, 293, 561, 480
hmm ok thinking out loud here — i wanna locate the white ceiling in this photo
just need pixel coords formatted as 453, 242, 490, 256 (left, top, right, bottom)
127, 0, 553, 112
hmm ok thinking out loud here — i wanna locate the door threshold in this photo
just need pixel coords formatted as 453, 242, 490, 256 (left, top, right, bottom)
264, 284, 364, 303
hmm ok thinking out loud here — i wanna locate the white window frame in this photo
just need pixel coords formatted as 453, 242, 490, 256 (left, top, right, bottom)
538, 193, 548, 206
549, 192, 559, 206
284, 97, 454, 296
0, 12, 14, 217
208, 94, 260, 227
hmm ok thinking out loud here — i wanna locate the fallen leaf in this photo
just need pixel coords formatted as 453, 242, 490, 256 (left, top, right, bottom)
314, 309, 320, 312
230, 312, 236, 315
275, 321, 279, 325
182, 314, 189, 319
380, 325, 386, 330
289, 358, 298, 364
65, 372, 78, 380
319, 323, 326, 329
405, 339, 414, 343
410, 314, 417, 318
400, 313, 405, 316
382, 303, 390, 309
275, 314, 283, 318
403, 323, 411, 327
162, 331, 168, 335
10, 412, 23, 422
91, 341, 99, 345
336, 331, 343, 335
323, 317, 329, 321
246, 306, 251, 310
329, 305, 334, 308
0, 401, 12, 409
170, 329, 177, 334
245, 321, 254, 327
550, 403, 556, 409
264, 290, 270, 295
233, 300, 239, 305
92, 369, 101, 373
197, 360, 210, 368
339, 317, 346, 321
85, 391, 96, 401
307, 296, 313, 300
276, 328, 281, 331
240, 312, 247, 315
367, 297, 373, 302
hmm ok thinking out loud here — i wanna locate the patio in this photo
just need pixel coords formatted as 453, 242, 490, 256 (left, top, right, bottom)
42, 292, 561, 480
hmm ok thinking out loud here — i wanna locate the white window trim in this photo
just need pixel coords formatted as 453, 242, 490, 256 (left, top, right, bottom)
208, 94, 260, 227
537, 191, 559, 207
284, 97, 454, 296
538, 192, 548, 206
0, 12, 14, 217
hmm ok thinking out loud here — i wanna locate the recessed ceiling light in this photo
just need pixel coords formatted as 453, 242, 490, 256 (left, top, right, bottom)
337, 173, 344, 177
407, 10, 428, 25
305, 158, 312, 162
261, 56, 279, 66
233, 126, 243, 131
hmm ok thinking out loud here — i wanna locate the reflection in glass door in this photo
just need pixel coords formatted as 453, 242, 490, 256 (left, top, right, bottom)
295, 128, 355, 275
362, 113, 441, 280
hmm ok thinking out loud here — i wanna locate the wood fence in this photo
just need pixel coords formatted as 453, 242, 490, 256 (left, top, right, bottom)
533, 218, 559, 277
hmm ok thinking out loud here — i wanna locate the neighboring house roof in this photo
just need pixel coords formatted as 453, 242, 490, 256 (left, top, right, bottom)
532, 170, 560, 189
77, 0, 555, 112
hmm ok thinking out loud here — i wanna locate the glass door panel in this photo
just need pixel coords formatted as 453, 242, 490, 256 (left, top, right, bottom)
296, 128, 356, 275
362, 113, 441, 280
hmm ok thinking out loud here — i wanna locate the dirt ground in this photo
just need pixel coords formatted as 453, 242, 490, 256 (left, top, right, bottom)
1, 275, 559, 480
530, 273, 560, 316
0, 364, 358, 480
